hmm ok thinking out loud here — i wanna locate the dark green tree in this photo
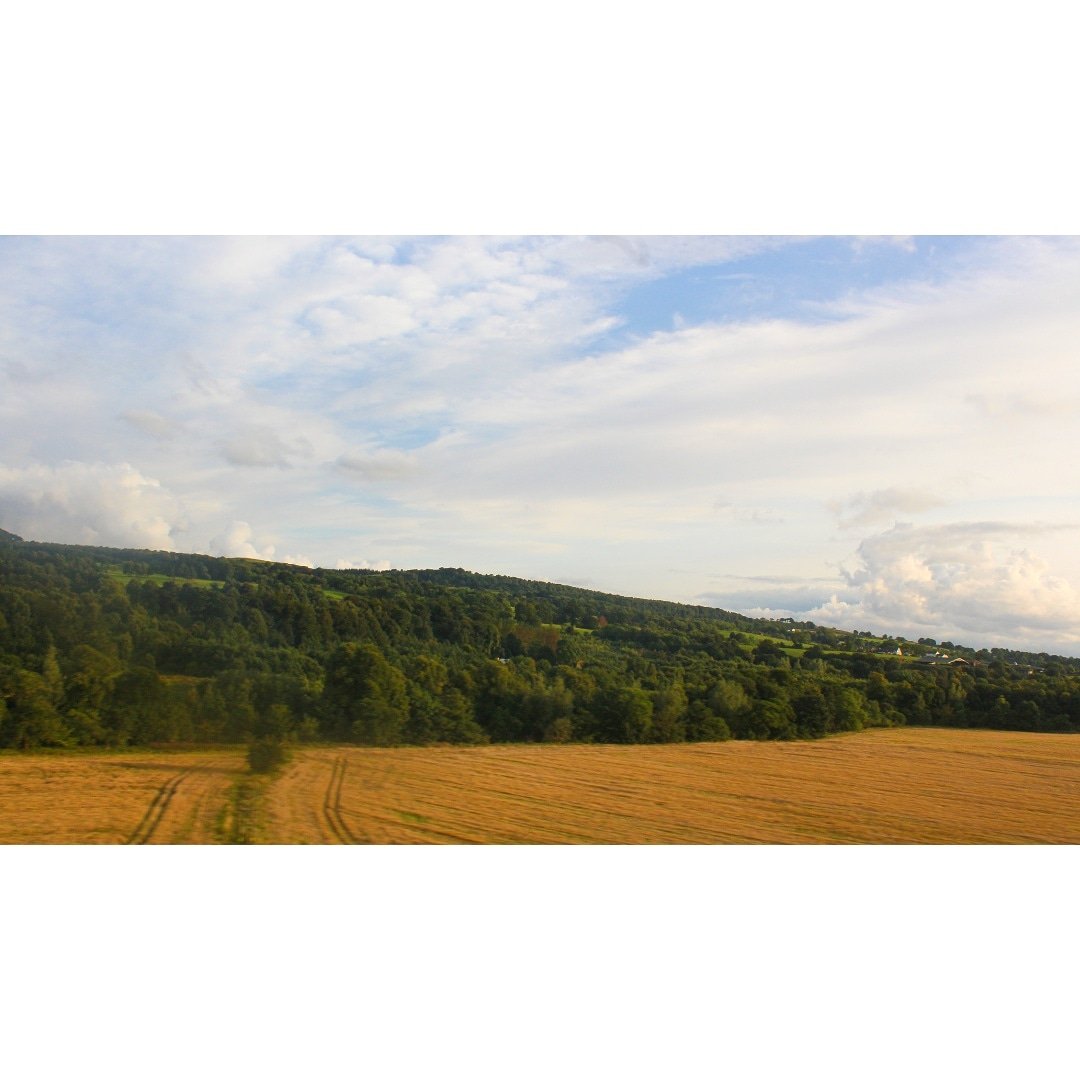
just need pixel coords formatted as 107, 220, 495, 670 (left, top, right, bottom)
322, 643, 409, 745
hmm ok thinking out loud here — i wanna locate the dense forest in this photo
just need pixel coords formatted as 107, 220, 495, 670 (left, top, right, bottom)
3, 526, 1080, 750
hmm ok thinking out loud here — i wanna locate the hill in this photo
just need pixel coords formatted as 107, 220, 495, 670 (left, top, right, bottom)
2, 531, 1080, 750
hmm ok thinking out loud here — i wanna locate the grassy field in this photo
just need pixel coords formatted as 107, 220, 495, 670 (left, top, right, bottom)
3, 728, 1079, 844
105, 567, 224, 589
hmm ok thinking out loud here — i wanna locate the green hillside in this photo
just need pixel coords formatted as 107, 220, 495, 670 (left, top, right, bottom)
2, 532, 1079, 750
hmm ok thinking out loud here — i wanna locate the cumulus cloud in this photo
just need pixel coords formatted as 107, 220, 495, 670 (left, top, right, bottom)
699, 523, 1080, 653
822, 522, 1080, 649
207, 521, 277, 560
0, 462, 185, 550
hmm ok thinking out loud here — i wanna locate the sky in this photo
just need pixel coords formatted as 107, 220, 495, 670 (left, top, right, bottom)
3, 234, 1080, 654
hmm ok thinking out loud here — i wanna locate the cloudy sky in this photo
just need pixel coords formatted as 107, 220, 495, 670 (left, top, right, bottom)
3, 234, 1080, 654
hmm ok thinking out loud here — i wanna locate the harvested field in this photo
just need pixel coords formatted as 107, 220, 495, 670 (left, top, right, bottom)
3, 728, 1080, 843
263, 728, 1080, 844
0, 749, 245, 844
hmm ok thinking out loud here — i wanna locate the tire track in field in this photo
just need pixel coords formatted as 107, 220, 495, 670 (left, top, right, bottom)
125, 768, 195, 845
323, 755, 359, 844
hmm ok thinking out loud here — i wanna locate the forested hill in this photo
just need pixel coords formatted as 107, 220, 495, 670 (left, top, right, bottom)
3, 532, 1080, 750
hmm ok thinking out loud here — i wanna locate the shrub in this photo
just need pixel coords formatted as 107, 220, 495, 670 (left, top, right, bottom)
248, 737, 289, 774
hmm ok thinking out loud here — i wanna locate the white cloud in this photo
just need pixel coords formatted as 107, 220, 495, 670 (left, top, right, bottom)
6, 236, 1080, 652
0, 462, 185, 550
280, 553, 315, 568
305, 293, 418, 348
207, 521, 276, 560
819, 522, 1080, 650
706, 521, 1080, 652
335, 558, 392, 571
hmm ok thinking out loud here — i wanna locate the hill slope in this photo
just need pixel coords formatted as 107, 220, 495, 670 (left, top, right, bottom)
2, 532, 1079, 750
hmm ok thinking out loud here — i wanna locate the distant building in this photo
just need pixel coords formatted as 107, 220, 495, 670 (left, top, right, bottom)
916, 652, 972, 668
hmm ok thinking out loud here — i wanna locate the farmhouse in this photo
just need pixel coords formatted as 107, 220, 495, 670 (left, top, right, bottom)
916, 652, 972, 668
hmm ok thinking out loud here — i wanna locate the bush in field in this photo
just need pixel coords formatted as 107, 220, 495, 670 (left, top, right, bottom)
248, 737, 289, 774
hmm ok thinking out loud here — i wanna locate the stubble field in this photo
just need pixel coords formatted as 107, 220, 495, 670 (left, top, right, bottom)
0, 749, 243, 844
2, 727, 1079, 844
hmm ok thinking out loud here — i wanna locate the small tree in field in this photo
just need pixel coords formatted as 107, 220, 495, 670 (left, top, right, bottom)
248, 737, 288, 774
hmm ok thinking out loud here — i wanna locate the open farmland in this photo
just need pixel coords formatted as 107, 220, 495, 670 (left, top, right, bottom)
0, 749, 245, 844
267, 728, 1080, 844
6, 727, 1076, 844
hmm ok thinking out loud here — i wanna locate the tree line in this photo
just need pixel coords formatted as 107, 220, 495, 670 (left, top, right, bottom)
2, 528, 1080, 750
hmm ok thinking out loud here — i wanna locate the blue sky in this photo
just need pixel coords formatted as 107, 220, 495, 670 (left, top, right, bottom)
609, 236, 979, 339
3, 235, 1080, 654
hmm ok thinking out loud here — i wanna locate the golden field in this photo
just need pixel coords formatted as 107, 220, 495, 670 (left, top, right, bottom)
0, 749, 243, 844
2, 727, 1080, 844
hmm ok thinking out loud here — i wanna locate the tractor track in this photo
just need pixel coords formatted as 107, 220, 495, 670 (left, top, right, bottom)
323, 755, 359, 844
125, 768, 196, 845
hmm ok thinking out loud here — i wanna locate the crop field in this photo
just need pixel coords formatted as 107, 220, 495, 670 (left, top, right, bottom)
3, 727, 1079, 844
269, 728, 1080, 844
0, 749, 245, 844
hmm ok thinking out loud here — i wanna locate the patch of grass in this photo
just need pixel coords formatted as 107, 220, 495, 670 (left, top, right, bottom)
217, 774, 275, 844
105, 567, 223, 589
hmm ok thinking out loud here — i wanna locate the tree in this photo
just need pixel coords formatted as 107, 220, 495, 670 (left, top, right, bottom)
322, 643, 409, 745
650, 683, 688, 743
1, 668, 71, 748
587, 686, 654, 744
684, 700, 731, 741
792, 689, 831, 737
735, 697, 797, 740
707, 679, 751, 722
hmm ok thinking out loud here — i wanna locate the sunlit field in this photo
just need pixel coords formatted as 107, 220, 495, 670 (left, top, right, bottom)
3, 728, 1079, 844
0, 749, 244, 844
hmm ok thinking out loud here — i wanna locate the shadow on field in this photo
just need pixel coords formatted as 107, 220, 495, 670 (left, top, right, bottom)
104, 760, 240, 777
